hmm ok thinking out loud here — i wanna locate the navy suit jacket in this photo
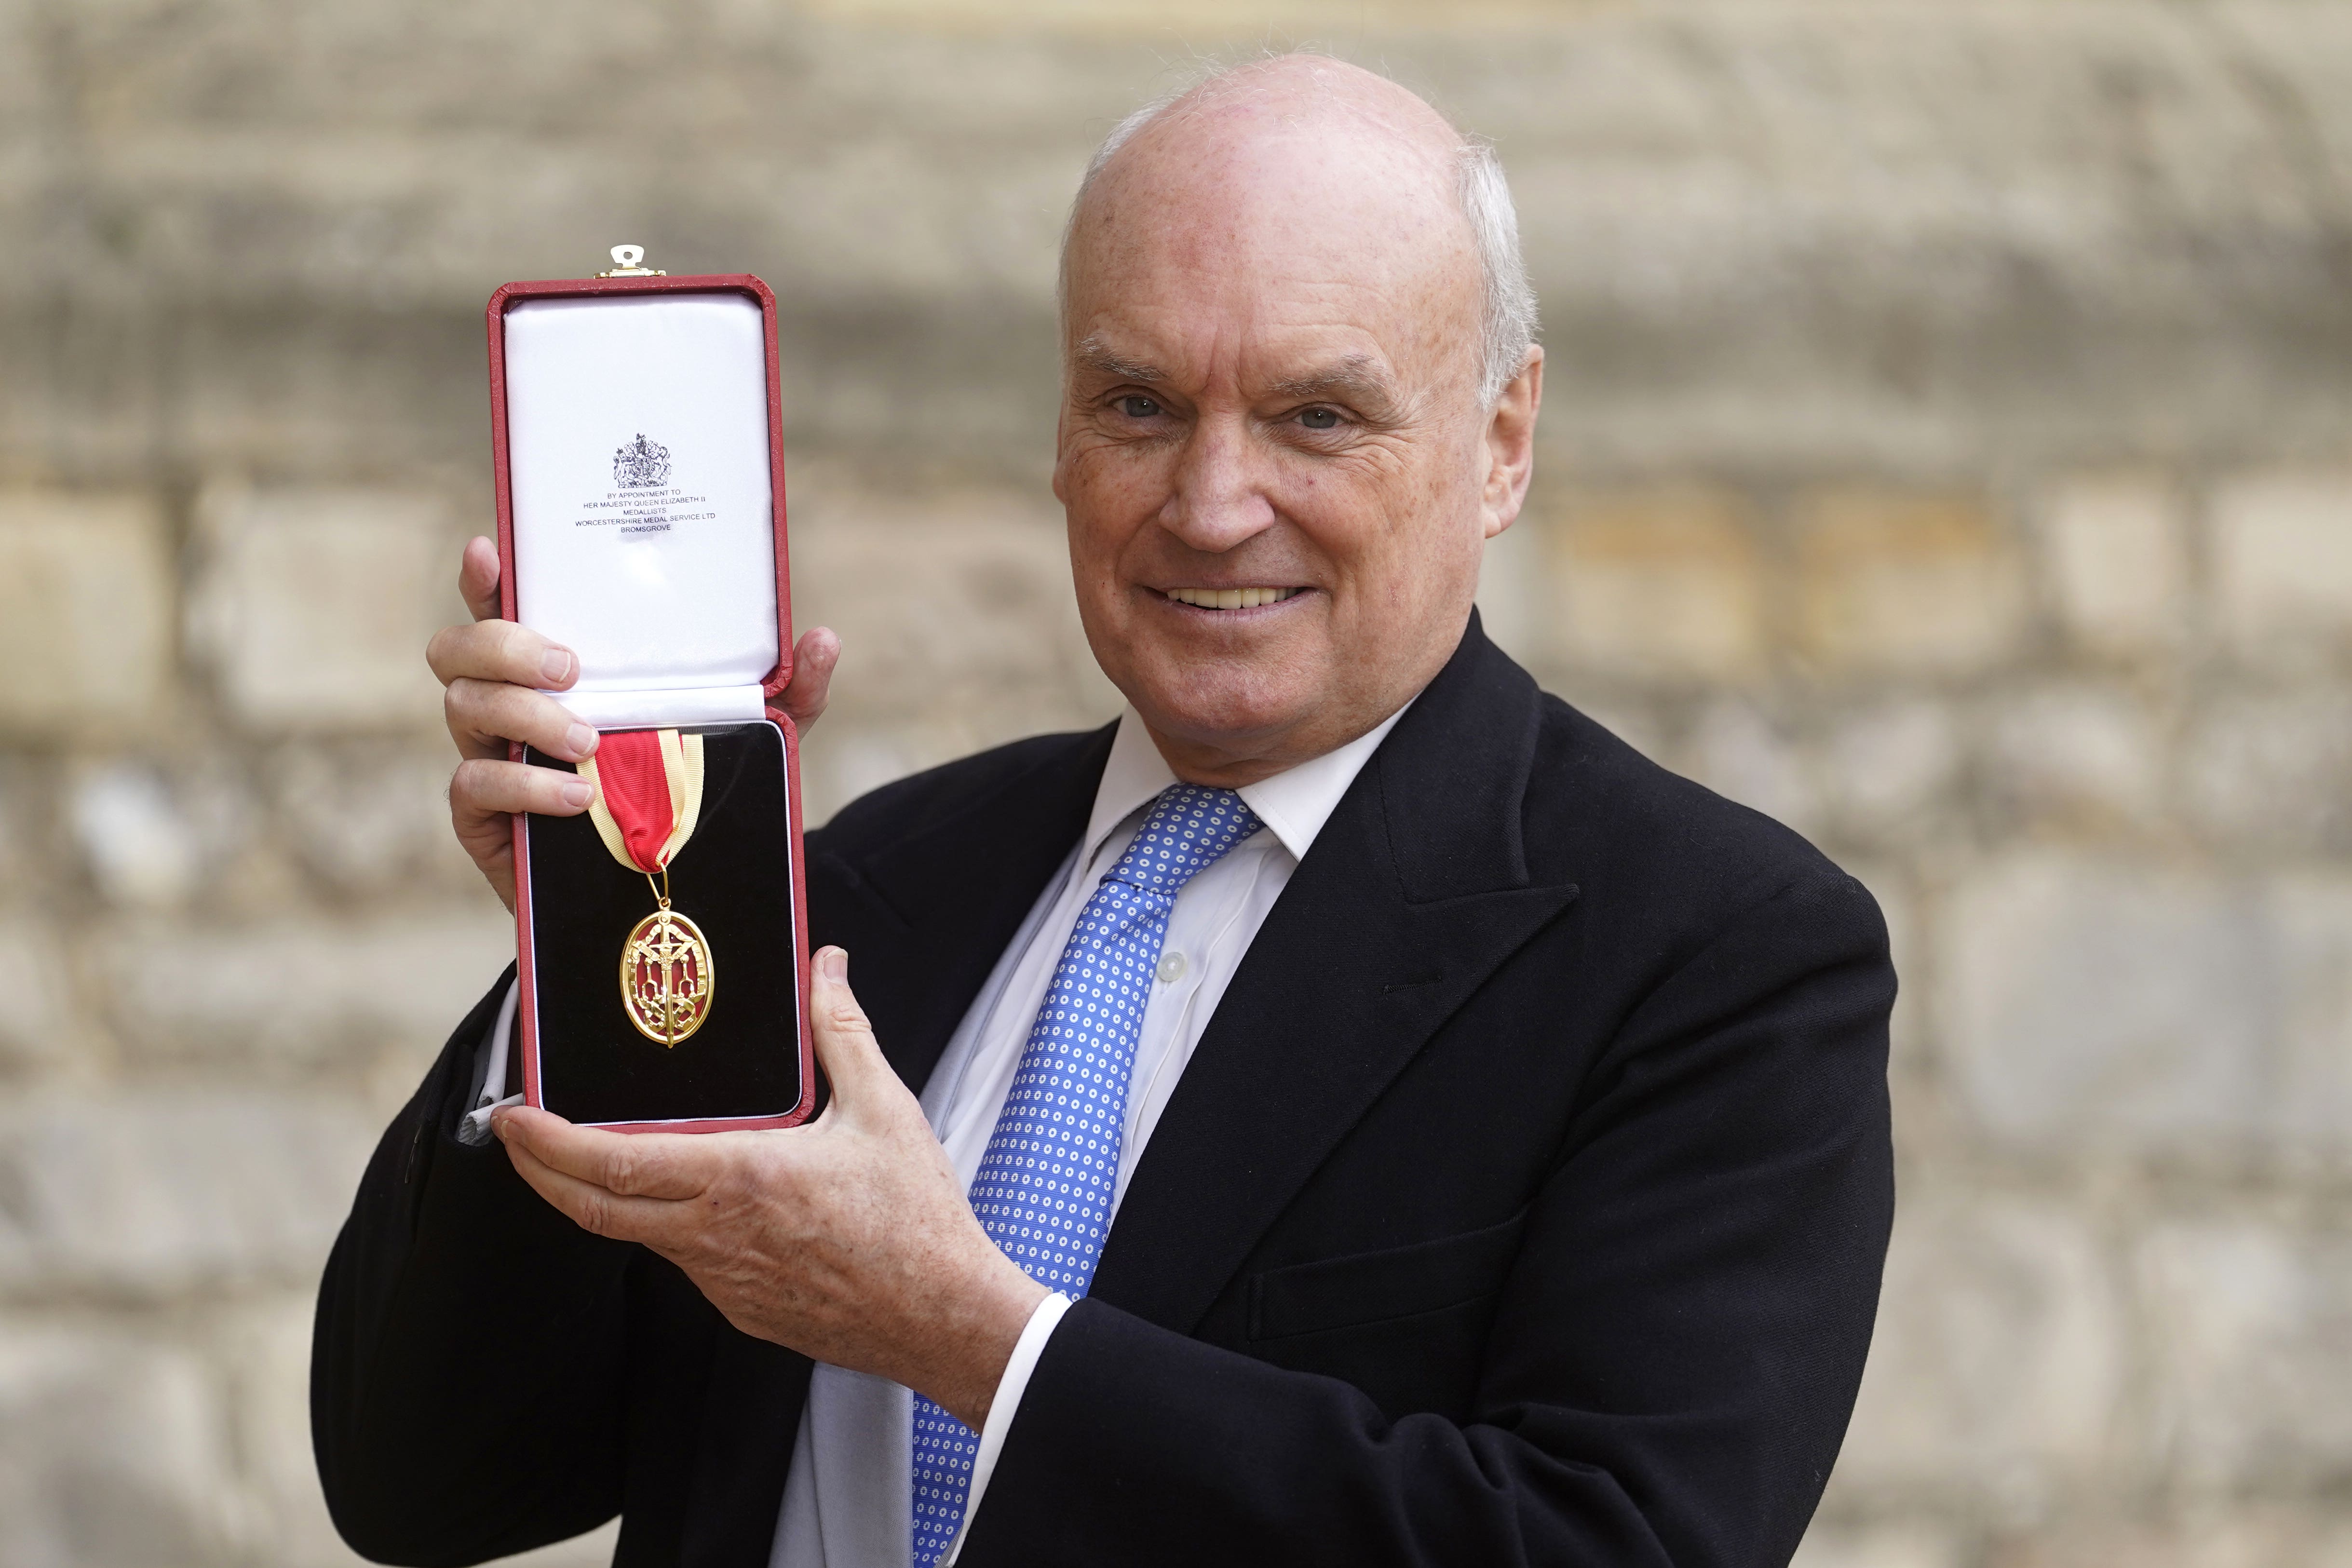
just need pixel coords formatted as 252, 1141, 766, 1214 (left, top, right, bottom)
312, 618, 1895, 1568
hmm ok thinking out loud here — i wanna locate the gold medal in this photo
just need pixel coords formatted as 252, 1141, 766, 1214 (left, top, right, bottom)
619, 873, 715, 1047
580, 729, 716, 1047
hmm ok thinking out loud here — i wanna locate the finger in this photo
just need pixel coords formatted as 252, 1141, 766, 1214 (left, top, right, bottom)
778, 627, 839, 731
459, 827, 517, 916
500, 1133, 683, 1244
446, 678, 599, 763
449, 757, 582, 916
459, 536, 502, 622
494, 1106, 714, 1201
807, 947, 897, 1107
428, 618, 581, 693
452, 757, 593, 824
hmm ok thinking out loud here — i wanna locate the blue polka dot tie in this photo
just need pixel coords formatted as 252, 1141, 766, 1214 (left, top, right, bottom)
909, 784, 1264, 1566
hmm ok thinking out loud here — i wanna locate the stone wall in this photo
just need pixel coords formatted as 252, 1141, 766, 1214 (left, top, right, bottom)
3, 1, 2351, 1564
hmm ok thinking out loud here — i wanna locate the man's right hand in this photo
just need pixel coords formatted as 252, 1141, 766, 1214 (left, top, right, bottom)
427, 535, 840, 913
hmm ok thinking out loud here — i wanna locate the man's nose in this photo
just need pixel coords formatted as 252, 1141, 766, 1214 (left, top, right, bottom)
1155, 415, 1279, 553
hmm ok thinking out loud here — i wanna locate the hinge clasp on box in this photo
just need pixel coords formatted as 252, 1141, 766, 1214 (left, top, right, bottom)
597, 244, 667, 278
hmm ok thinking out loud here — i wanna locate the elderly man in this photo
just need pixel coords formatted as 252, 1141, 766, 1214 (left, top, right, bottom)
314, 55, 1893, 1568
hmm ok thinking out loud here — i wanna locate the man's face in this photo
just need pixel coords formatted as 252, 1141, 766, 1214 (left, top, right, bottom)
1054, 95, 1539, 784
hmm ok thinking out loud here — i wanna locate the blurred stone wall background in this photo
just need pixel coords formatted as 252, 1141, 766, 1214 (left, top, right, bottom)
3, 0, 2352, 1563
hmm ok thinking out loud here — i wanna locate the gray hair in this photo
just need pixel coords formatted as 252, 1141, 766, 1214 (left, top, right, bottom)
1063, 58, 1540, 406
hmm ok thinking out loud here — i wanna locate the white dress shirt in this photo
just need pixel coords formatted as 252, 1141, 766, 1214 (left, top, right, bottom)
774, 701, 1408, 1567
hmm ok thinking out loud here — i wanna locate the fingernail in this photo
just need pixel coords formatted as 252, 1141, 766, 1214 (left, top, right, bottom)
490, 1109, 512, 1141
818, 946, 847, 983
566, 723, 597, 757
561, 779, 593, 809
541, 648, 576, 685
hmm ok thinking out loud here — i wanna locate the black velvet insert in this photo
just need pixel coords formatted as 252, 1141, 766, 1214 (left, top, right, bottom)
521, 721, 804, 1126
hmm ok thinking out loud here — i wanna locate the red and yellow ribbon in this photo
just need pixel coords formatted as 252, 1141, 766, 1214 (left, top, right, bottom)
578, 728, 705, 875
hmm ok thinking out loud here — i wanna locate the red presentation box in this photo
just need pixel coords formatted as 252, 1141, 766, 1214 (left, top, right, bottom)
487, 253, 815, 1134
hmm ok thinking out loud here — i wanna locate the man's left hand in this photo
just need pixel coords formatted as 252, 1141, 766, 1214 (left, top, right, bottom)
492, 946, 1049, 1430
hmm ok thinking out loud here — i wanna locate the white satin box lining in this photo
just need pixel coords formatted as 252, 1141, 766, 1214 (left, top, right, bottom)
551, 683, 770, 730
504, 292, 782, 731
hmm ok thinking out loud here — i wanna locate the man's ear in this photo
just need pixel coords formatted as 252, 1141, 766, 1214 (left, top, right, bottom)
1480, 346, 1543, 541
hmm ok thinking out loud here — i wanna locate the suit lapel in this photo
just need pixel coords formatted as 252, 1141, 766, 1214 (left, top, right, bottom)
811, 725, 1115, 1095
1091, 622, 1581, 1335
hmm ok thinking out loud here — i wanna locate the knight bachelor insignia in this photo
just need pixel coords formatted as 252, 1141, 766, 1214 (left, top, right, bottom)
621, 906, 715, 1046
613, 433, 672, 489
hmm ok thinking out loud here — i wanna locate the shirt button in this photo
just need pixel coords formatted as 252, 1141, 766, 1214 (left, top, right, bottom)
1156, 950, 1187, 984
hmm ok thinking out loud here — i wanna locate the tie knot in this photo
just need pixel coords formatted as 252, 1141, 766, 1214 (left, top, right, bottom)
1106, 784, 1263, 895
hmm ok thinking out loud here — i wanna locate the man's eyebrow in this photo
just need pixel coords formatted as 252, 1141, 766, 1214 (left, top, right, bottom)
1072, 338, 1165, 383
1268, 357, 1399, 410
1071, 342, 1404, 411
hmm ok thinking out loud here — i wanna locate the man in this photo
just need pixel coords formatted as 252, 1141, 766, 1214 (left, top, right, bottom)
314, 55, 1894, 1568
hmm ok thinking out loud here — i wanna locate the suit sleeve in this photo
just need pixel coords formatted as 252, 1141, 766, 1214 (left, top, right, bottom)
962, 869, 1896, 1568
310, 967, 636, 1567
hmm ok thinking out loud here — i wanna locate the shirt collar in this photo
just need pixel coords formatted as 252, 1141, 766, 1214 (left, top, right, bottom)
1081, 700, 1417, 866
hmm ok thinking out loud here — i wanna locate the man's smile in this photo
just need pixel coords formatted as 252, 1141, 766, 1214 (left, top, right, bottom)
1158, 585, 1308, 611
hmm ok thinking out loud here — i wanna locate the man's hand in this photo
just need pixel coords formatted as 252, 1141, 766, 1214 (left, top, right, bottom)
490, 947, 1049, 1430
427, 535, 842, 912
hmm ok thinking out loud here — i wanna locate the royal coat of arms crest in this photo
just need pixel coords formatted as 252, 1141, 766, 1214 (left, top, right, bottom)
613, 433, 671, 489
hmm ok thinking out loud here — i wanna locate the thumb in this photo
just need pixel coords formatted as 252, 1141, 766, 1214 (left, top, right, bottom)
779, 627, 839, 732
808, 946, 895, 1108
459, 535, 502, 622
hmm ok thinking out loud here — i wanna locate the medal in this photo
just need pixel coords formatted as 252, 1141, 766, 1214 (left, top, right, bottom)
578, 729, 716, 1047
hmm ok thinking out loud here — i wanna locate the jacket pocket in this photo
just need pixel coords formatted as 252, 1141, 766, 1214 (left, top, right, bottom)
1246, 1208, 1530, 1343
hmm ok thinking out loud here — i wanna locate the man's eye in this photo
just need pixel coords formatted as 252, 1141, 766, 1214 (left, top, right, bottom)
1298, 406, 1341, 430
1116, 395, 1162, 419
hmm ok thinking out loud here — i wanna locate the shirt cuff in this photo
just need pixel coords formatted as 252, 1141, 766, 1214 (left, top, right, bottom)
944, 1290, 1072, 1566
455, 981, 522, 1148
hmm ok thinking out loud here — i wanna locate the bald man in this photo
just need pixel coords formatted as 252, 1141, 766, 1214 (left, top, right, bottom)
314, 57, 1893, 1568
